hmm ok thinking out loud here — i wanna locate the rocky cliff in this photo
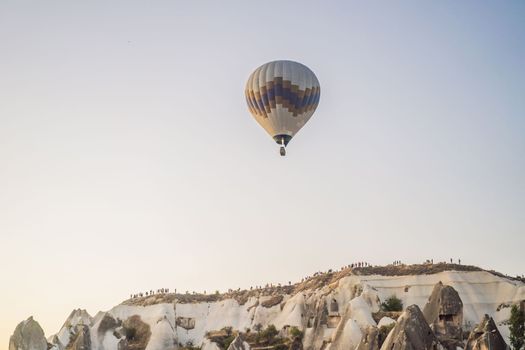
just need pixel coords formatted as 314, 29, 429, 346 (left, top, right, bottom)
379, 304, 439, 350
9, 317, 47, 350
9, 265, 525, 350
464, 314, 507, 350
422, 281, 463, 349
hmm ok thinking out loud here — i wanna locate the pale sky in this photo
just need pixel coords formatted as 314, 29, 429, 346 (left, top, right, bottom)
1, 1, 524, 349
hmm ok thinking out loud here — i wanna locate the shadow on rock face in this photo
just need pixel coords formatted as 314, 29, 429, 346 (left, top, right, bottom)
356, 326, 379, 350
464, 314, 507, 350
118, 315, 151, 350
422, 281, 464, 350
98, 314, 119, 337
67, 325, 91, 350
380, 305, 440, 350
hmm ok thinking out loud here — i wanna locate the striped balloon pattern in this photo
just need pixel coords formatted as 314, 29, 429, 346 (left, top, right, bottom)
245, 60, 320, 145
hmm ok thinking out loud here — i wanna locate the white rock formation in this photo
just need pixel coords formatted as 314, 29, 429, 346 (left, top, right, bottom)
12, 269, 525, 350
377, 317, 395, 328
201, 339, 221, 350
53, 309, 94, 349
226, 335, 250, 350
146, 316, 177, 350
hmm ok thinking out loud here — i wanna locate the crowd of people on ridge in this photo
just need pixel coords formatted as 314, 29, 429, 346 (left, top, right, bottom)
423, 258, 462, 265
130, 288, 171, 299
128, 258, 505, 300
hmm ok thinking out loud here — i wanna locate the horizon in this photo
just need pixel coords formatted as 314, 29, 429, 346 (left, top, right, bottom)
1, 1, 524, 349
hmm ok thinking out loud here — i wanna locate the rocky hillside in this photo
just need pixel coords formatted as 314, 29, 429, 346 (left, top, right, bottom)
9, 264, 525, 350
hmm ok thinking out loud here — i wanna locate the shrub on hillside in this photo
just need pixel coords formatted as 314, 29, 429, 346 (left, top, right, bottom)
255, 324, 279, 345
179, 340, 200, 350
289, 326, 303, 339
509, 304, 525, 350
261, 324, 278, 339
222, 335, 236, 350
381, 295, 403, 312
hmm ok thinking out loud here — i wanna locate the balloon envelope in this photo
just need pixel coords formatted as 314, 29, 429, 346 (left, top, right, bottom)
245, 60, 320, 146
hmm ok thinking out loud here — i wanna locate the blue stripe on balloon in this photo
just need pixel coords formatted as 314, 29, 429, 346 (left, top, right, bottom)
247, 81, 320, 117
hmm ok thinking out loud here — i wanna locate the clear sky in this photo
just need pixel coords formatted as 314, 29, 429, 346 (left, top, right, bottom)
1, 1, 524, 348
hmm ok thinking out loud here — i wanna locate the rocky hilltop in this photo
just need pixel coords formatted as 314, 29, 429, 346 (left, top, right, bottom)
10, 263, 525, 350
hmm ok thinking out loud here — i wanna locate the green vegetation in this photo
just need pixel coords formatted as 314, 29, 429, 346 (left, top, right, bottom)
245, 324, 288, 348
509, 305, 525, 350
223, 335, 235, 350
211, 327, 236, 350
206, 324, 301, 350
260, 324, 278, 340
289, 326, 303, 339
178, 340, 201, 350
381, 295, 403, 312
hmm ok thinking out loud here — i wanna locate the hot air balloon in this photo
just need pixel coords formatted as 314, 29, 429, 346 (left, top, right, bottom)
245, 60, 320, 156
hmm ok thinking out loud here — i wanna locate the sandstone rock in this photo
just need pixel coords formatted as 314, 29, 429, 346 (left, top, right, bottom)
356, 326, 379, 350
261, 295, 283, 308
51, 309, 94, 349
360, 285, 381, 313
67, 325, 91, 350
303, 297, 331, 350
380, 305, 439, 350
118, 315, 151, 350
349, 296, 377, 329
201, 339, 221, 350
422, 281, 463, 349
377, 317, 395, 328
14, 268, 524, 350
9, 317, 48, 350
464, 314, 507, 350
336, 319, 362, 349
289, 337, 303, 350
376, 323, 395, 349
226, 335, 250, 350
145, 317, 176, 350
62, 309, 93, 328
97, 314, 119, 337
